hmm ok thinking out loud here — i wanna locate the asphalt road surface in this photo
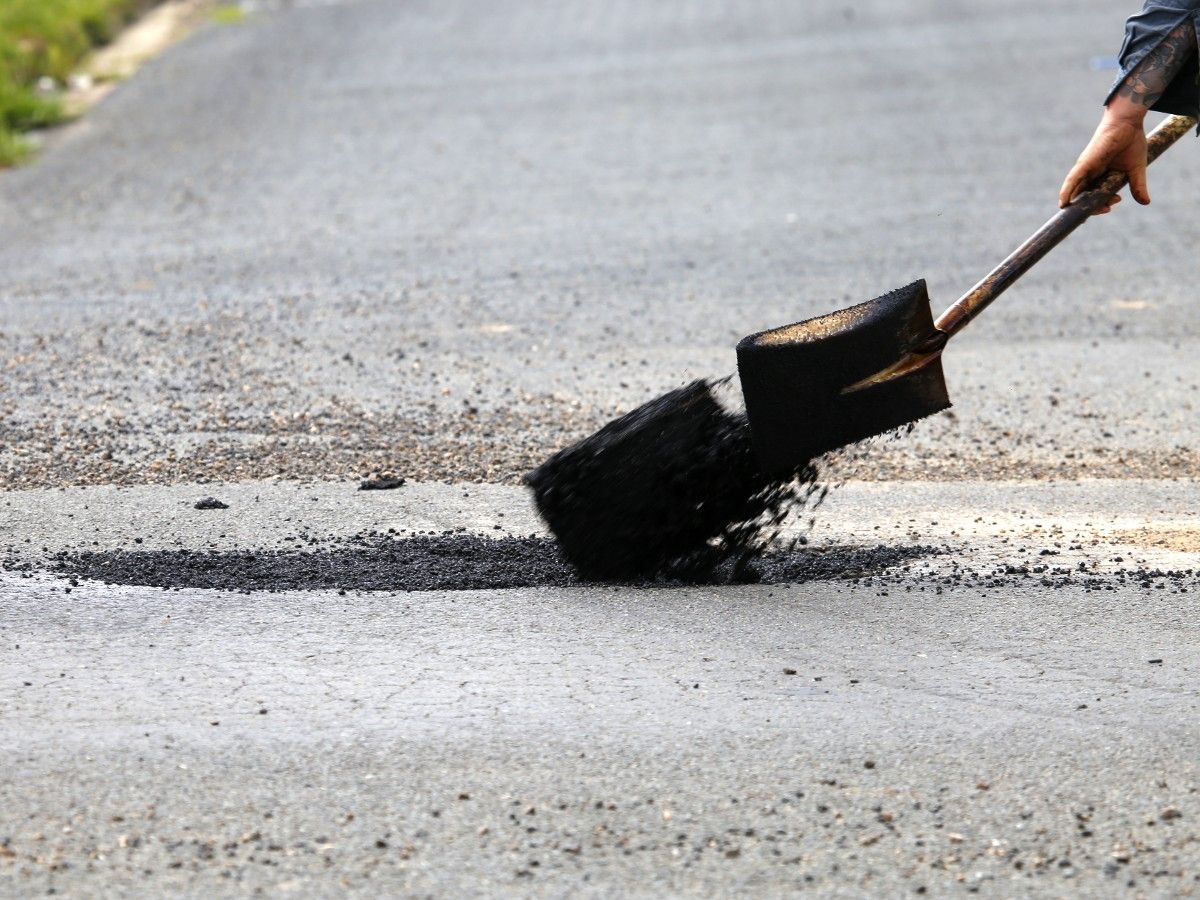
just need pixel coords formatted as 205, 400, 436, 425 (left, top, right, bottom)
3, 0, 1200, 896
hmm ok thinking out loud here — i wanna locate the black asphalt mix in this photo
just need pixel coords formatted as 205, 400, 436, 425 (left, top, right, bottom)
9, 532, 1196, 595
31, 536, 937, 592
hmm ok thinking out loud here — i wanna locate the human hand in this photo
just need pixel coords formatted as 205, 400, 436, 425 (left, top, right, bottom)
1058, 96, 1149, 215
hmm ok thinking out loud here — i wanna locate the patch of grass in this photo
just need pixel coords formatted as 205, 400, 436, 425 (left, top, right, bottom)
211, 5, 246, 25
0, 128, 31, 167
0, 0, 157, 167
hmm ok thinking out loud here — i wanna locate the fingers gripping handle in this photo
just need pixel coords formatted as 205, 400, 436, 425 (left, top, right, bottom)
932, 114, 1197, 341
1077, 113, 1195, 211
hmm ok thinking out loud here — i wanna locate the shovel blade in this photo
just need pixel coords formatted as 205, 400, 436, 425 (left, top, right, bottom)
736, 280, 951, 477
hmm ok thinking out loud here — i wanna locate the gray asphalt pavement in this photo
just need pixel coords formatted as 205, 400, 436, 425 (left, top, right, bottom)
3, 0, 1200, 896
4, 572, 1200, 896
2, 0, 1199, 487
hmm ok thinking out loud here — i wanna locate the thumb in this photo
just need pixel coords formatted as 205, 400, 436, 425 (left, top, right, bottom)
1128, 164, 1151, 205
1059, 163, 1089, 208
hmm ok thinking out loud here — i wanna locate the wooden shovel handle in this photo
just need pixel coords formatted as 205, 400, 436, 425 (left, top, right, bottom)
932, 113, 1197, 341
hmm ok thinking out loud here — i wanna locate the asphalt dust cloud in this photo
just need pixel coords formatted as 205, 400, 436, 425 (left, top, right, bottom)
38, 536, 934, 593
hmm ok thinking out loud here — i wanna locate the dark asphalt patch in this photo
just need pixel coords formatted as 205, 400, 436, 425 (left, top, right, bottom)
38, 536, 936, 593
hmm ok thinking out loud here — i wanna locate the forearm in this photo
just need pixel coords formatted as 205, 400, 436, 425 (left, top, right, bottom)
1060, 5, 1198, 209
1111, 16, 1198, 115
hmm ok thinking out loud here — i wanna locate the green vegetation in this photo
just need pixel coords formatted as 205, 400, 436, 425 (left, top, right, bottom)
210, 4, 245, 25
0, 0, 157, 165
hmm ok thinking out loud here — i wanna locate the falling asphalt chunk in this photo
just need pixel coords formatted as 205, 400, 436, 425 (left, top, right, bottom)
359, 477, 407, 491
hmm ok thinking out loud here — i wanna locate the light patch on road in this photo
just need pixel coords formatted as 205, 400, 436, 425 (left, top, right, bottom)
1110, 523, 1200, 553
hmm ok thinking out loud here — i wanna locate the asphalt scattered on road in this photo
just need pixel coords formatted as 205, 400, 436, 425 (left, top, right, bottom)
4, 477, 1198, 595
13, 534, 1199, 596
25, 535, 933, 592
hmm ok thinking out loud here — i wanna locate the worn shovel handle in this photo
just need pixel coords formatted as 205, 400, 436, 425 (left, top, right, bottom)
931, 113, 1197, 342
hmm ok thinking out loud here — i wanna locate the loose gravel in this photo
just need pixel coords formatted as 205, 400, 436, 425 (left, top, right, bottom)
4, 314, 1200, 493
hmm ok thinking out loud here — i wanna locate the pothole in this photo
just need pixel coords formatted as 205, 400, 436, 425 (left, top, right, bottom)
29, 536, 936, 593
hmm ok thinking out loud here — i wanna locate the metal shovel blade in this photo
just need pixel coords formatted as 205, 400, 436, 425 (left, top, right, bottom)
735, 280, 951, 477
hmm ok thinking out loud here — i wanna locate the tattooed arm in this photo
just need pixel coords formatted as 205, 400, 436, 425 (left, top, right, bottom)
1115, 14, 1198, 108
1059, 15, 1198, 211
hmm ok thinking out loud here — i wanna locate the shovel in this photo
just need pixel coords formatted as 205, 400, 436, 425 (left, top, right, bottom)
737, 113, 1196, 477
527, 114, 1194, 579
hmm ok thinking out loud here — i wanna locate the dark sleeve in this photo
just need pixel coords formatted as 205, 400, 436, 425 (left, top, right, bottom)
1105, 0, 1200, 117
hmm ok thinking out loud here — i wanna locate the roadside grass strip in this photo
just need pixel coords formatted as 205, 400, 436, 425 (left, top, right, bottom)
0, 0, 157, 164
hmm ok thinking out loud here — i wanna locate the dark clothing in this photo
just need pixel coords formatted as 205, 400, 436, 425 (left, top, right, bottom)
1107, 0, 1200, 117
